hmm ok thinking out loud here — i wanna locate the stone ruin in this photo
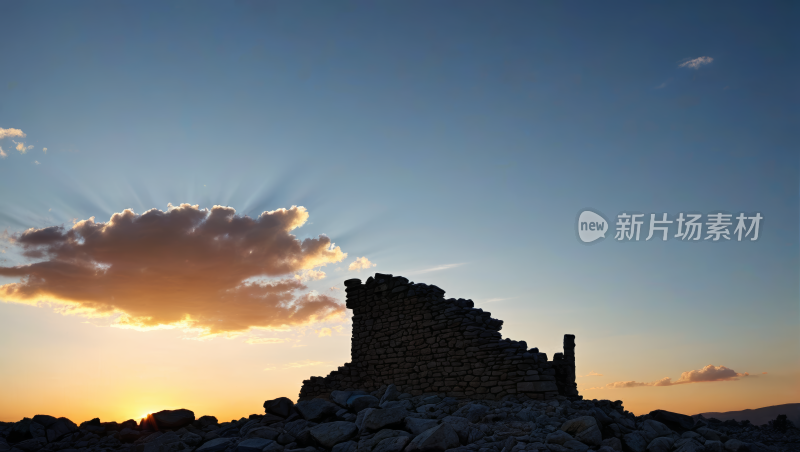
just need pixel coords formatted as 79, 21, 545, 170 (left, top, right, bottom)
299, 273, 579, 402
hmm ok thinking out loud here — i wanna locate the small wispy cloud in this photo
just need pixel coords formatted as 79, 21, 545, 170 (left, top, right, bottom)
679, 56, 713, 69
246, 337, 284, 345
43, 147, 47, 153
294, 269, 326, 282
407, 263, 465, 275
34, 160, 40, 165
285, 360, 328, 368
579, 371, 603, 378
13, 140, 33, 154
348, 256, 376, 271
0, 128, 25, 140
316, 327, 332, 337
0, 147, 6, 158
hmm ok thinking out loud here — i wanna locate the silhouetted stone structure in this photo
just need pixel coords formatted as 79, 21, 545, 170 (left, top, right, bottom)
299, 273, 579, 401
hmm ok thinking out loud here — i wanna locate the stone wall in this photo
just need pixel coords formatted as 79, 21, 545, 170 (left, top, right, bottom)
298, 273, 579, 402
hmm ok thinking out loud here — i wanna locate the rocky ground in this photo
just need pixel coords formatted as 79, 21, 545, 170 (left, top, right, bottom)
2, 386, 798, 452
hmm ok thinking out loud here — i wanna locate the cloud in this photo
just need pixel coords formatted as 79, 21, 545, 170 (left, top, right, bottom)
0, 204, 348, 335
407, 263, 465, 275
348, 256, 376, 271
579, 371, 603, 377
246, 337, 284, 345
13, 141, 33, 154
0, 128, 25, 140
317, 327, 332, 337
606, 364, 750, 388
294, 269, 326, 282
679, 56, 713, 69
0, 147, 6, 158
284, 360, 328, 368
43, 148, 47, 153
34, 161, 40, 165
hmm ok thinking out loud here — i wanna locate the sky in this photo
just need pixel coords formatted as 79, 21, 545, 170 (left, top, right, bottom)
0, 1, 797, 424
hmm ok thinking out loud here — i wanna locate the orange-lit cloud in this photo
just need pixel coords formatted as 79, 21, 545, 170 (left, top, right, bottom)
0, 127, 25, 139
0, 204, 347, 335
348, 256, 376, 271
606, 365, 750, 388
579, 371, 603, 377
317, 327, 332, 337
0, 146, 6, 158
13, 140, 33, 154
294, 269, 326, 282
246, 338, 285, 345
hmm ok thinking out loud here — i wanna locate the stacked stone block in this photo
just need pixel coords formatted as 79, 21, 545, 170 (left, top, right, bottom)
298, 273, 579, 402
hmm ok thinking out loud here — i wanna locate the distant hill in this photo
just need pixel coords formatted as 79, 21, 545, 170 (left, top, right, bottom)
694, 403, 800, 427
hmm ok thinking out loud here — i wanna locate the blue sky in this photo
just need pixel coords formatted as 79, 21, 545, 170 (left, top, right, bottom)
0, 1, 797, 419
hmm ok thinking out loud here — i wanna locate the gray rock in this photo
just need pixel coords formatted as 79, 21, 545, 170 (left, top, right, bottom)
545, 431, 573, 446
681, 432, 702, 441
673, 439, 705, 452
310, 422, 358, 448
601, 437, 621, 451
332, 391, 369, 408
196, 438, 234, 452
333, 441, 358, 452
181, 432, 203, 447
28, 423, 45, 440
440, 417, 472, 445
590, 408, 613, 426
45, 418, 77, 443
380, 385, 401, 405
451, 405, 489, 424
359, 430, 411, 452
120, 428, 141, 442
544, 444, 569, 452
264, 441, 285, 452
562, 440, 588, 451
13, 438, 46, 452
404, 424, 460, 452
237, 438, 275, 452
405, 418, 440, 436
348, 395, 381, 413
0, 438, 10, 452
381, 400, 415, 411
622, 432, 647, 452
245, 427, 281, 441
648, 411, 694, 433
703, 441, 723, 452
724, 439, 745, 452
373, 436, 410, 452
264, 398, 295, 418
31, 417, 57, 429
641, 420, 672, 443
695, 428, 722, 442
355, 408, 376, 432
153, 410, 195, 430
645, 437, 673, 452
559, 416, 601, 447
363, 408, 409, 432
296, 399, 339, 422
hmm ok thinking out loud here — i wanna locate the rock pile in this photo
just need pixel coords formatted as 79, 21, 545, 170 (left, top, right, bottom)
300, 274, 578, 401
2, 386, 798, 452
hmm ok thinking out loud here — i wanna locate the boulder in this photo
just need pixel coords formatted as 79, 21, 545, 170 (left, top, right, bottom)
296, 399, 339, 422
196, 438, 234, 452
283, 420, 318, 447
404, 424, 460, 452
13, 438, 46, 452
439, 417, 471, 445
641, 420, 672, 443
119, 428, 141, 443
332, 391, 368, 408
648, 410, 694, 433
239, 420, 261, 437
601, 438, 621, 451
181, 432, 203, 447
264, 398, 295, 418
358, 430, 410, 452
264, 442, 285, 452
332, 441, 358, 452
363, 408, 409, 432
355, 408, 376, 432
348, 395, 380, 413
673, 439, 705, 452
237, 438, 275, 452
309, 422, 358, 448
380, 385, 401, 405
695, 427, 722, 442
590, 408, 613, 426
645, 437, 673, 452
405, 418, 439, 436
560, 416, 601, 447
30, 417, 56, 429
373, 436, 410, 452
546, 431, 574, 446
196, 416, 219, 429
152, 410, 195, 430
622, 432, 648, 452
724, 439, 746, 452
260, 414, 285, 426
703, 441, 724, 452
563, 440, 589, 452
45, 418, 77, 443
451, 404, 489, 424
245, 427, 281, 441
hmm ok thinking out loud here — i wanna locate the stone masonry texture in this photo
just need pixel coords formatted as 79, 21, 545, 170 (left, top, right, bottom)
299, 273, 579, 402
